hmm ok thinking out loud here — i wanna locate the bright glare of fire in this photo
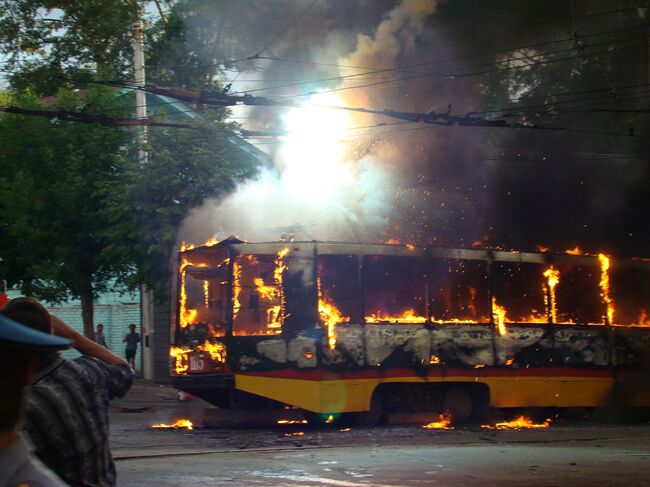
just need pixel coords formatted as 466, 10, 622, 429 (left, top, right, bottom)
598, 253, 615, 324
169, 340, 225, 375
283, 432, 305, 437
422, 413, 453, 429
169, 345, 191, 374
232, 261, 242, 320
543, 266, 560, 323
366, 309, 428, 324
318, 278, 349, 350
279, 94, 353, 200
152, 419, 194, 430
565, 246, 583, 255
277, 419, 308, 425
492, 298, 508, 336
481, 416, 551, 430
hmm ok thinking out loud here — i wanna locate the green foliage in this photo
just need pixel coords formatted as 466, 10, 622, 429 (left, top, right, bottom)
103, 115, 261, 293
0, 0, 265, 321
0, 87, 135, 304
0, 0, 139, 94
145, 0, 300, 89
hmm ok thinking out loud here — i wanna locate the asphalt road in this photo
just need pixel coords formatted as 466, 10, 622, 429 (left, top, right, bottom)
110, 381, 650, 486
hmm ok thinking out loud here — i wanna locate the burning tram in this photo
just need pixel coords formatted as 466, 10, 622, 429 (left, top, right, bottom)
171, 238, 650, 425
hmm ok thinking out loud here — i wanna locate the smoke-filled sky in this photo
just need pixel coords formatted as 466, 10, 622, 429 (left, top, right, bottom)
178, 0, 649, 258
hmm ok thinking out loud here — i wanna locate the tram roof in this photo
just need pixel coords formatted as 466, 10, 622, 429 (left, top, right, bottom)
180, 239, 650, 269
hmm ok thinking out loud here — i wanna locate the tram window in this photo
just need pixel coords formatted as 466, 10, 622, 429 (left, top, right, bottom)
183, 266, 228, 336
318, 255, 361, 324
492, 262, 548, 323
611, 267, 650, 325
233, 254, 283, 336
363, 255, 427, 323
429, 259, 489, 322
554, 264, 602, 324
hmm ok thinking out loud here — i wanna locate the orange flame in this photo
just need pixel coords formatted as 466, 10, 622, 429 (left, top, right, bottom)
543, 266, 560, 323
199, 340, 226, 363
203, 280, 209, 308
178, 256, 208, 328
365, 309, 428, 324
638, 309, 650, 327
277, 419, 308, 425
492, 298, 508, 336
423, 413, 453, 429
481, 416, 551, 430
565, 246, 583, 255
598, 254, 615, 325
254, 277, 277, 300
169, 340, 225, 375
232, 261, 242, 320
179, 236, 219, 253
203, 236, 219, 247
152, 419, 194, 430
318, 278, 349, 350
429, 355, 441, 365
253, 248, 289, 332
169, 345, 191, 374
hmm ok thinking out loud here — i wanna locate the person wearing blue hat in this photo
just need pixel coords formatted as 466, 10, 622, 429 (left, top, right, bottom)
0, 313, 70, 487
1, 298, 134, 487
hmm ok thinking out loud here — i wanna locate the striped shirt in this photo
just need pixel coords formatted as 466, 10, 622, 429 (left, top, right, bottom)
23, 355, 133, 487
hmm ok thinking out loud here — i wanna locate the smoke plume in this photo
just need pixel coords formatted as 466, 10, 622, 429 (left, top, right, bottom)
179, 0, 487, 247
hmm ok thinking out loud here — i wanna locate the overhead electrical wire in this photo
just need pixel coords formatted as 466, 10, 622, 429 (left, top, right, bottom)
473, 81, 650, 115
224, 0, 319, 87
140, 3, 649, 74
226, 24, 650, 96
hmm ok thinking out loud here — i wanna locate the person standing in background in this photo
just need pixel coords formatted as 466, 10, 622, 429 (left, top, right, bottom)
95, 323, 108, 348
123, 323, 140, 369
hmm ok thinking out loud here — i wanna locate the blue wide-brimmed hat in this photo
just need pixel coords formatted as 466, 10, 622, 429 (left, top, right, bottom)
0, 313, 71, 350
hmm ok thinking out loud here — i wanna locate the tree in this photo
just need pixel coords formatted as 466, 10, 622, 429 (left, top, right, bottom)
0, 1, 265, 334
103, 115, 261, 293
0, 87, 135, 336
0, 0, 139, 95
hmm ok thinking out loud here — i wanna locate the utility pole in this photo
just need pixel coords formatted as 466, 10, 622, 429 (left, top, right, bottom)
132, 16, 148, 165
132, 10, 155, 380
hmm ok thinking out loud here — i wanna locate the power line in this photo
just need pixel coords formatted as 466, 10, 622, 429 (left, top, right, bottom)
227, 24, 650, 96
275, 36, 650, 100
225, 0, 320, 90
143, 4, 649, 75
481, 88, 650, 120
473, 82, 650, 116
252, 0, 319, 59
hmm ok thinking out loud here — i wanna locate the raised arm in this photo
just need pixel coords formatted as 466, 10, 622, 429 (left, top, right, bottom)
50, 315, 130, 368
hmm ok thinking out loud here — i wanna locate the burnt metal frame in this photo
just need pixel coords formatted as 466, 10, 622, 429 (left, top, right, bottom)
176, 240, 650, 345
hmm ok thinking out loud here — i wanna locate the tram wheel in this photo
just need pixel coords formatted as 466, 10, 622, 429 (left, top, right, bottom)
441, 386, 473, 425
351, 392, 384, 427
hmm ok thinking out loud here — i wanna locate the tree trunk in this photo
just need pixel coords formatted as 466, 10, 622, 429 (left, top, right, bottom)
80, 290, 95, 339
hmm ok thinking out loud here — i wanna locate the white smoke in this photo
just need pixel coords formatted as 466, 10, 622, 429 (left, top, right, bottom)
178, 0, 439, 245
